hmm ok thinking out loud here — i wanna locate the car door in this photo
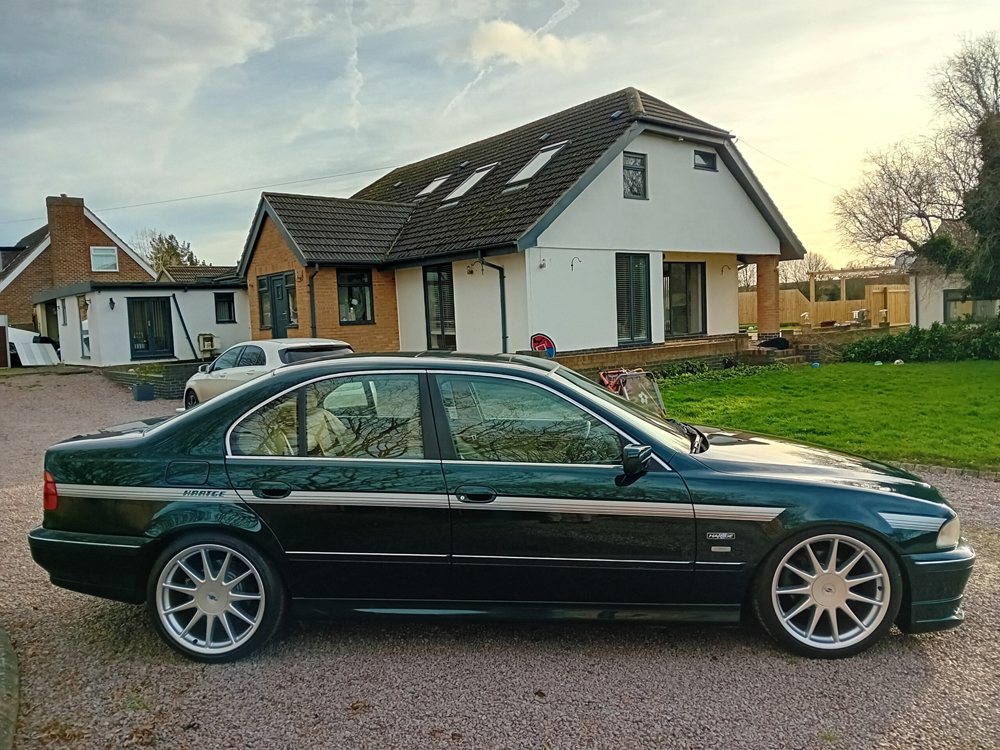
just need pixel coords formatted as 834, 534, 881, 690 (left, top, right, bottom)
225, 369, 451, 601
203, 345, 244, 399
429, 372, 696, 605
216, 344, 268, 394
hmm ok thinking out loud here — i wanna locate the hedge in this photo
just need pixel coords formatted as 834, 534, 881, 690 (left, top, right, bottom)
840, 317, 1000, 363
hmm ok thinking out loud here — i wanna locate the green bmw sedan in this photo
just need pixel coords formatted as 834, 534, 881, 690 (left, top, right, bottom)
28, 353, 974, 662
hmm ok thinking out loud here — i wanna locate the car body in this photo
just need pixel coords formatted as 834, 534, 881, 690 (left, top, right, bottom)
182, 338, 352, 408
29, 353, 974, 662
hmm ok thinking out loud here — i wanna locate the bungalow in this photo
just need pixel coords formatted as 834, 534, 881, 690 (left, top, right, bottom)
236, 88, 804, 359
904, 256, 1000, 327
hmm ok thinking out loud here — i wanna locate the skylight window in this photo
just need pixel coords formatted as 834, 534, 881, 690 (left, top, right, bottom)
507, 141, 567, 184
417, 175, 450, 197
444, 163, 497, 201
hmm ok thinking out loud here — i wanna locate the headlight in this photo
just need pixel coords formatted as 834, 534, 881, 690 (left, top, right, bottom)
937, 517, 961, 549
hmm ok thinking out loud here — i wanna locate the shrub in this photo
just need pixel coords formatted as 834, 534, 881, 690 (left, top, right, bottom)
655, 361, 789, 387
840, 317, 1000, 363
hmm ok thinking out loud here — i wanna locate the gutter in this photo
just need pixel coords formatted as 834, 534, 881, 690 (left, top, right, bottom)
309, 263, 320, 337
477, 251, 508, 354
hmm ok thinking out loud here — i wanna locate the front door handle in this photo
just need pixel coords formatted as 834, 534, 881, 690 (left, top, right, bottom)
454, 485, 497, 504
252, 481, 291, 500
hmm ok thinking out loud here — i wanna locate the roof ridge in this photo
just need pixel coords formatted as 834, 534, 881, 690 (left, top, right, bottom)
625, 87, 644, 116
263, 191, 415, 209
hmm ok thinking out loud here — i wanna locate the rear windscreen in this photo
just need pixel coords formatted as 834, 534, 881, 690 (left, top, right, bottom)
279, 346, 353, 364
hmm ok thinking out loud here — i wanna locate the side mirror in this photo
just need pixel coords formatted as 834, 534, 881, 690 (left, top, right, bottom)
622, 444, 653, 475
198, 363, 210, 373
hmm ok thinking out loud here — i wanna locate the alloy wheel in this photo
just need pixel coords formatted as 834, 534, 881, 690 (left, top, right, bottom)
156, 544, 265, 655
771, 533, 890, 650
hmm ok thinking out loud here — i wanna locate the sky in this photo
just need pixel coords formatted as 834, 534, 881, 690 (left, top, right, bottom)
1, 0, 998, 267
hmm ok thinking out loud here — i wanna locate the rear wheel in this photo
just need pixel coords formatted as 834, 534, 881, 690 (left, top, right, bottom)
146, 533, 285, 662
753, 528, 902, 658
184, 389, 199, 409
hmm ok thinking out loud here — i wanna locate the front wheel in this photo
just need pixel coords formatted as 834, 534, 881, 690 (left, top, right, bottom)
753, 528, 902, 659
146, 533, 285, 662
184, 389, 199, 409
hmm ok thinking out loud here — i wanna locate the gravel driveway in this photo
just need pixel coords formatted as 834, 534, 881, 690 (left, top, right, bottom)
1, 370, 997, 750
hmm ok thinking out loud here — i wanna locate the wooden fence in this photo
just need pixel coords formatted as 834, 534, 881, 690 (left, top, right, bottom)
740, 285, 910, 326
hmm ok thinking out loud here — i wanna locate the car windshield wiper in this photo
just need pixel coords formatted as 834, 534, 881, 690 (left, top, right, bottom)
666, 419, 708, 453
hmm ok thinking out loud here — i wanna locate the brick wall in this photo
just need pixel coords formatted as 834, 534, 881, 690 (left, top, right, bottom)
552, 334, 748, 378
0, 247, 53, 329
103, 362, 201, 400
756, 255, 780, 338
247, 215, 401, 352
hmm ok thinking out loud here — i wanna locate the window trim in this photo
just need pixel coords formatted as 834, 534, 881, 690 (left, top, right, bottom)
214, 291, 237, 324
337, 268, 375, 326
693, 150, 718, 171
90, 246, 119, 272
622, 151, 647, 200
507, 141, 568, 184
224, 369, 433, 460
417, 175, 451, 197
444, 163, 498, 202
427, 370, 644, 468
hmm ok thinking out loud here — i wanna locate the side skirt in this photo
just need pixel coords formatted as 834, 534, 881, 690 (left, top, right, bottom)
290, 600, 742, 624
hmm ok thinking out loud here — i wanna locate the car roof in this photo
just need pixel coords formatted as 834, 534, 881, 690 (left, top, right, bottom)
234, 338, 351, 351
276, 350, 562, 377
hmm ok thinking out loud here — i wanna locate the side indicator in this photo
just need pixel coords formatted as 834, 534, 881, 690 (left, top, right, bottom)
43, 471, 58, 511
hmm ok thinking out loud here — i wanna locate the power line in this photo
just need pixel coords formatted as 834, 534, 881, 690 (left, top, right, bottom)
0, 164, 403, 226
736, 138, 843, 191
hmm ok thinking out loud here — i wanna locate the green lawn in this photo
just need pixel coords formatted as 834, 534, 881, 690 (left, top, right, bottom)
658, 361, 1000, 471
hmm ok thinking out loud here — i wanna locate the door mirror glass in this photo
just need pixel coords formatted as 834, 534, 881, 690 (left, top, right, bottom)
622, 444, 652, 475
198, 363, 210, 373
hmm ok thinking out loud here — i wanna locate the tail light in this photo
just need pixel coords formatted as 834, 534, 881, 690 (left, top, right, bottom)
43, 471, 58, 511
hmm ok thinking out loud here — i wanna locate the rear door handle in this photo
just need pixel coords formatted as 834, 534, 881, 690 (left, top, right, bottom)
454, 485, 497, 504
251, 481, 291, 500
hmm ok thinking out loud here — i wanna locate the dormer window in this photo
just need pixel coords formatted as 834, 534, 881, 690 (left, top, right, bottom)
444, 163, 497, 201
417, 175, 450, 197
508, 141, 567, 184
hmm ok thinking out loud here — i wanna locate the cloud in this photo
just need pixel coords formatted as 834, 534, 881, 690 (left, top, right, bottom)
469, 20, 604, 71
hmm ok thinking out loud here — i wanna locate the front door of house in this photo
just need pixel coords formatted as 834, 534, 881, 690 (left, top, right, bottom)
268, 275, 288, 338
127, 297, 174, 360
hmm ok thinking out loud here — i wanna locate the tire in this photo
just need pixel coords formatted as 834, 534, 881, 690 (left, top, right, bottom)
184, 389, 199, 409
752, 526, 902, 659
146, 532, 285, 663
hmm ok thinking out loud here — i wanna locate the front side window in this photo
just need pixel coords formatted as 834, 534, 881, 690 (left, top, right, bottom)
338, 269, 374, 324
424, 264, 456, 350
212, 346, 244, 371
215, 292, 236, 324
623, 152, 647, 199
230, 391, 299, 456
90, 246, 119, 272
616, 253, 651, 344
944, 289, 1000, 323
436, 375, 623, 465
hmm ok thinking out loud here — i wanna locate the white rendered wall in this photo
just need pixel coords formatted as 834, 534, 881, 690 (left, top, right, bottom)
395, 266, 427, 350
911, 272, 967, 327
452, 253, 528, 353
536, 132, 781, 256
58, 288, 250, 367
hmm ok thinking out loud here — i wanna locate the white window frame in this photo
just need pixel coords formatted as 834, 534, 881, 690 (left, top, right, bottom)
507, 141, 567, 184
417, 175, 451, 197
90, 246, 119, 272
444, 163, 498, 202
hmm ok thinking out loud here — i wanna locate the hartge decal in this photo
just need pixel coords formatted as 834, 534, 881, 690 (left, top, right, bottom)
706, 532, 736, 540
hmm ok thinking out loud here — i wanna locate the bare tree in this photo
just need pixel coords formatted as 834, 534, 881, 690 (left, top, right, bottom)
930, 32, 1000, 144
737, 263, 756, 292
779, 251, 833, 284
130, 228, 200, 273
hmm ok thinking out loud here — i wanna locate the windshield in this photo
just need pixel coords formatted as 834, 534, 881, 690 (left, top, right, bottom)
553, 367, 691, 453
280, 345, 353, 364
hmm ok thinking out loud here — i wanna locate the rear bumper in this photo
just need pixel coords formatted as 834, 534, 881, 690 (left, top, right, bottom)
28, 527, 152, 604
898, 544, 976, 634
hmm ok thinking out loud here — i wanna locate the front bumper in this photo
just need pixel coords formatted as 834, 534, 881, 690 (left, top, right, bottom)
898, 543, 976, 634
28, 527, 153, 604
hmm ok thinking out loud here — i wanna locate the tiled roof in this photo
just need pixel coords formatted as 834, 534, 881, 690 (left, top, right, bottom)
0, 224, 48, 283
263, 192, 414, 264
351, 88, 726, 261
161, 265, 237, 283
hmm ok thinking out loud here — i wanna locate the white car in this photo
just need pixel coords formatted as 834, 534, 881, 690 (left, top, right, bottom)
183, 338, 353, 408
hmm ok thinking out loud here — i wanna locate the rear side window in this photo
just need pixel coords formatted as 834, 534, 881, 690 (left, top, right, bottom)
279, 345, 353, 364
230, 391, 298, 456
238, 345, 266, 367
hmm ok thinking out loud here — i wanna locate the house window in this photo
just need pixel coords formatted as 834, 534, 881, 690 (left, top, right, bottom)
257, 277, 272, 329
693, 151, 717, 171
664, 262, 706, 337
90, 246, 118, 272
127, 297, 174, 360
943, 289, 1000, 323
60, 299, 67, 326
616, 254, 651, 344
424, 264, 456, 350
417, 175, 450, 197
77, 296, 90, 358
623, 152, 647, 199
508, 141, 568, 184
285, 272, 298, 327
338, 269, 374, 325
215, 292, 236, 324
444, 163, 498, 202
